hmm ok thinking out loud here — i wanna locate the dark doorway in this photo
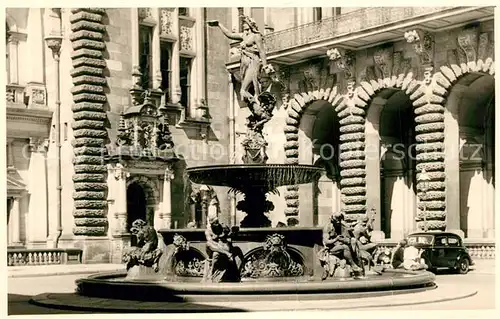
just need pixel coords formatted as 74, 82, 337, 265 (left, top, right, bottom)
127, 183, 147, 246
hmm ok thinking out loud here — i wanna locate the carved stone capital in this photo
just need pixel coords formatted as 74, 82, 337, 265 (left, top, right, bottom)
45, 35, 63, 58
404, 30, 434, 67
29, 137, 49, 153
327, 48, 356, 80
113, 163, 130, 181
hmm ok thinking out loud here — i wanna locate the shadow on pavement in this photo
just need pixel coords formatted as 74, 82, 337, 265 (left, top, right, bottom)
9, 293, 248, 314
8, 294, 90, 315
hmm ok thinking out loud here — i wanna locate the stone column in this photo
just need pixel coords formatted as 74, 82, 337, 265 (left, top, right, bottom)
27, 138, 49, 247
8, 197, 22, 246
161, 166, 175, 229
113, 163, 129, 235
364, 97, 385, 233
7, 33, 19, 84
444, 84, 467, 236
170, 8, 181, 105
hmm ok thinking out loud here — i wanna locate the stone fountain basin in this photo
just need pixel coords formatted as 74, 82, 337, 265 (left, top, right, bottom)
185, 164, 324, 191
74, 270, 436, 302
159, 227, 324, 276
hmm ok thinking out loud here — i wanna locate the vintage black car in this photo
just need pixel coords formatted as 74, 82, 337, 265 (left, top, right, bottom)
407, 231, 474, 274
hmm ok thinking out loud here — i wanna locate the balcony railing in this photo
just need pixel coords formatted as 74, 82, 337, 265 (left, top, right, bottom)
7, 248, 83, 266
263, 7, 456, 53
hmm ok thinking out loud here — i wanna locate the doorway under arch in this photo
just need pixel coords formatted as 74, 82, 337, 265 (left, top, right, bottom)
126, 180, 157, 245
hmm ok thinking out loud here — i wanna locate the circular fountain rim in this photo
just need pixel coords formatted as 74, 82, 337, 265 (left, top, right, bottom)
74, 269, 436, 296
185, 164, 325, 189
185, 163, 326, 171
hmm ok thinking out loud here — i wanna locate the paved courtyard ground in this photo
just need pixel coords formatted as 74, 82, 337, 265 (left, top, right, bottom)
7, 260, 496, 314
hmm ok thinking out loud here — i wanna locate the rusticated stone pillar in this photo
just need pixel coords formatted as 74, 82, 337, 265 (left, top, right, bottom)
69, 8, 109, 236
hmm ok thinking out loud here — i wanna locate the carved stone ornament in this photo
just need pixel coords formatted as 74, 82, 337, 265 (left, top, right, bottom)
131, 65, 143, 92
45, 35, 63, 58
160, 8, 174, 35
373, 45, 394, 79
29, 137, 49, 153
423, 66, 433, 85
164, 166, 175, 181
6, 88, 16, 103
27, 87, 46, 105
113, 163, 130, 181
138, 8, 154, 21
457, 26, 479, 64
240, 233, 305, 278
180, 25, 193, 51
404, 29, 434, 66
347, 81, 355, 98
327, 48, 356, 80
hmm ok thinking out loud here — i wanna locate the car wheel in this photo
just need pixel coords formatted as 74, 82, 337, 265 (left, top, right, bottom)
457, 257, 469, 274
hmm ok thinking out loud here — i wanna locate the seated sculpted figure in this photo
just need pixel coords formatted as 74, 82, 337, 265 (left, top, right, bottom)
204, 213, 243, 282
122, 219, 163, 272
318, 212, 362, 280
352, 209, 379, 267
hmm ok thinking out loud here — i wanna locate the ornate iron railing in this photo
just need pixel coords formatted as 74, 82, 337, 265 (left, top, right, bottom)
263, 7, 457, 53
7, 248, 83, 266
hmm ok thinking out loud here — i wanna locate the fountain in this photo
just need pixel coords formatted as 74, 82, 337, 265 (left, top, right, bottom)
30, 15, 437, 312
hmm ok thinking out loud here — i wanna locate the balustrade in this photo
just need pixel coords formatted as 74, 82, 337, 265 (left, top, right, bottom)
7, 248, 83, 266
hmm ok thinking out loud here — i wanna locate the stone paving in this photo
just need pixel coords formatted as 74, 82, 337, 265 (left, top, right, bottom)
7, 259, 496, 314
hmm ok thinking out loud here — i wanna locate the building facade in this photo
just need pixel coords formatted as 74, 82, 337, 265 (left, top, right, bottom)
5, 7, 495, 264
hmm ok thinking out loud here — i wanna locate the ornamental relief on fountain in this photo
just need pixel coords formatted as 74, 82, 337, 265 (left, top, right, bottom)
241, 233, 305, 278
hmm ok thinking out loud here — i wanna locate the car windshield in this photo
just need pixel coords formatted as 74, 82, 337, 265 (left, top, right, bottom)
407, 235, 433, 245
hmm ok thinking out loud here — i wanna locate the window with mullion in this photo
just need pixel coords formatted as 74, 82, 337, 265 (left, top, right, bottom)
180, 56, 192, 113
160, 41, 172, 101
139, 25, 153, 89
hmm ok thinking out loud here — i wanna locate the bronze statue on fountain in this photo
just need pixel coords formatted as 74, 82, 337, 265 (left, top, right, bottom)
122, 219, 163, 274
208, 15, 278, 165
203, 213, 244, 282
318, 210, 383, 280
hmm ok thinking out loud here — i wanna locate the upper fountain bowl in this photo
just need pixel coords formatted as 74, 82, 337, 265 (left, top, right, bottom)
186, 164, 324, 192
